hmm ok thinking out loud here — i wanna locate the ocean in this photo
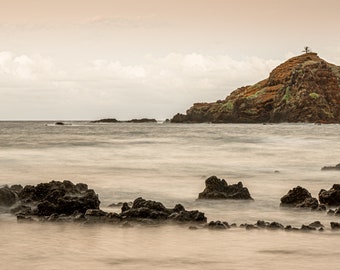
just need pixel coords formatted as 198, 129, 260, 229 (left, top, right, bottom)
1, 121, 340, 269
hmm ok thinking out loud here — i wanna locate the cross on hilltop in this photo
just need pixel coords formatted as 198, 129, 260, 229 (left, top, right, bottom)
302, 46, 311, 53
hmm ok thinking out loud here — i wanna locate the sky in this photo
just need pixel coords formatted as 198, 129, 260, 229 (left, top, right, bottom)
1, 0, 340, 120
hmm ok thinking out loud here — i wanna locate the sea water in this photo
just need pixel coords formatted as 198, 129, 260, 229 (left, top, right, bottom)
0, 121, 340, 269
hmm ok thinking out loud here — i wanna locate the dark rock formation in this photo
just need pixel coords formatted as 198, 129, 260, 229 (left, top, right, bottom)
280, 186, 313, 207
308, 221, 324, 229
322, 163, 340, 171
0, 186, 18, 207
207, 220, 230, 230
120, 197, 207, 223
55, 122, 65, 125
300, 225, 317, 231
198, 176, 253, 200
91, 118, 118, 123
125, 118, 157, 123
92, 118, 157, 123
330, 222, 340, 230
319, 185, 340, 206
296, 197, 319, 209
171, 53, 340, 123
14, 180, 100, 216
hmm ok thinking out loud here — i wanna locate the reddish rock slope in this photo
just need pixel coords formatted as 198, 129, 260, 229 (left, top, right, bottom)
171, 53, 340, 123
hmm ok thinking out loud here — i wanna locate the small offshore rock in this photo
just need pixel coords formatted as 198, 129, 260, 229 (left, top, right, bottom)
300, 225, 317, 231
280, 186, 312, 207
330, 222, 340, 230
245, 224, 258, 230
319, 184, 340, 206
198, 176, 253, 200
327, 209, 335, 215
285, 225, 299, 231
120, 197, 207, 224
256, 220, 269, 228
296, 197, 319, 209
267, 222, 284, 230
0, 186, 18, 207
207, 220, 227, 230
308, 221, 324, 228
321, 163, 340, 171
121, 202, 131, 212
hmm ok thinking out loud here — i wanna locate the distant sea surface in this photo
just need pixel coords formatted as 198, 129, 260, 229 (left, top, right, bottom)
1, 121, 340, 269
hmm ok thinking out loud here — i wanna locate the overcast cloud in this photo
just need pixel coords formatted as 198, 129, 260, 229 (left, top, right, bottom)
0, 50, 281, 120
0, 0, 339, 120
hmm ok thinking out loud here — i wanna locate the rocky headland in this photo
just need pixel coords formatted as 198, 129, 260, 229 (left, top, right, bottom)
171, 53, 340, 123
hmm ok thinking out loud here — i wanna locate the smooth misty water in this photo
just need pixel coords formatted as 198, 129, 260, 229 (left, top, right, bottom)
0, 121, 340, 269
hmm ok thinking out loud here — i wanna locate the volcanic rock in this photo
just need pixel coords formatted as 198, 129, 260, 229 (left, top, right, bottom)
207, 220, 229, 230
120, 197, 207, 223
198, 176, 253, 200
280, 186, 313, 207
92, 118, 157, 123
171, 53, 340, 123
15, 180, 100, 216
330, 222, 340, 230
319, 184, 340, 206
0, 186, 18, 207
296, 197, 319, 209
321, 163, 340, 171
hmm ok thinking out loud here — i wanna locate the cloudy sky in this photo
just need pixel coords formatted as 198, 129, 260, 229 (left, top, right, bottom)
1, 0, 340, 120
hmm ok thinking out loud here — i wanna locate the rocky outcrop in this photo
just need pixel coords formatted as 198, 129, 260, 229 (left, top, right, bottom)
120, 197, 207, 223
198, 176, 253, 200
92, 118, 157, 123
12, 180, 100, 217
171, 53, 340, 123
319, 185, 340, 206
280, 186, 313, 207
322, 163, 340, 171
0, 185, 19, 207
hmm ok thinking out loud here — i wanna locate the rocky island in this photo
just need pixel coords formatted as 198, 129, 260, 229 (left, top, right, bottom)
171, 52, 340, 123
92, 118, 157, 123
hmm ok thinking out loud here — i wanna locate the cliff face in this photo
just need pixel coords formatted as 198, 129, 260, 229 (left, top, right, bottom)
171, 53, 340, 123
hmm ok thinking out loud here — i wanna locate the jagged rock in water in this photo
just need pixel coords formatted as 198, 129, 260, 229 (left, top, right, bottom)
321, 163, 340, 171
206, 220, 229, 230
296, 197, 319, 210
120, 197, 207, 223
300, 225, 317, 231
308, 221, 324, 229
171, 53, 340, 123
319, 185, 340, 206
0, 186, 18, 207
92, 118, 157, 123
280, 186, 313, 207
330, 222, 340, 230
198, 176, 253, 200
15, 180, 100, 216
